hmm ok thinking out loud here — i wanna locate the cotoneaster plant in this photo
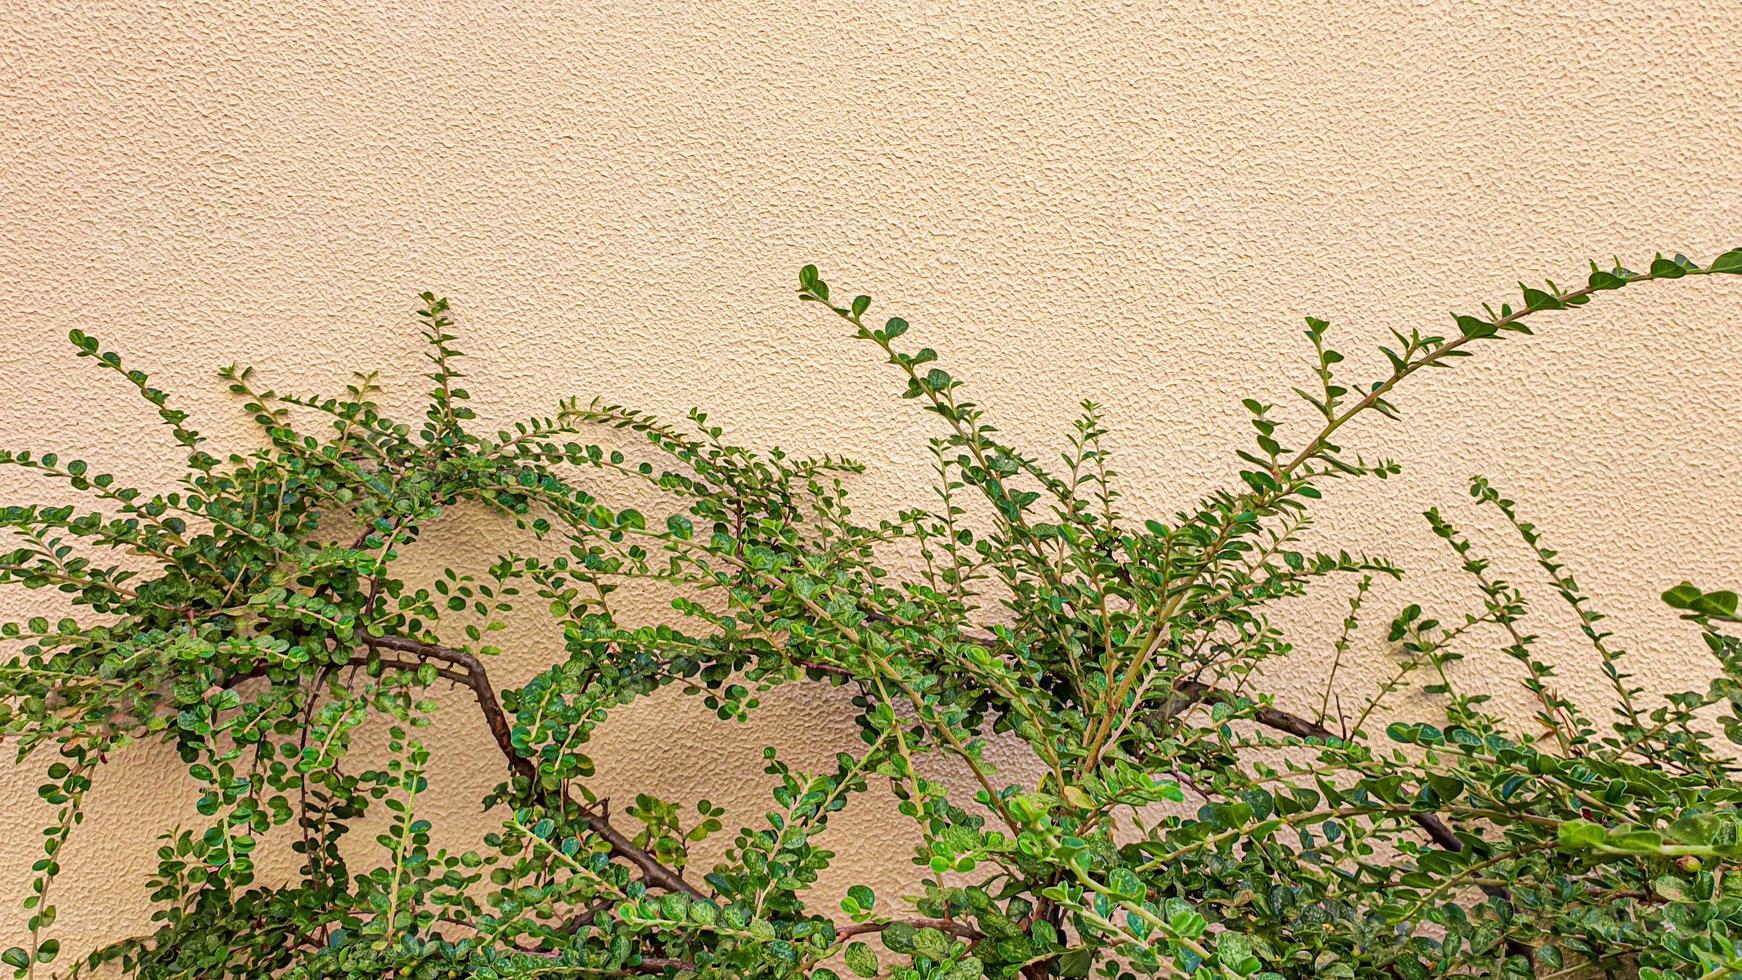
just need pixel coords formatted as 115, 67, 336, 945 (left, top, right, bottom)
2, 248, 1741, 979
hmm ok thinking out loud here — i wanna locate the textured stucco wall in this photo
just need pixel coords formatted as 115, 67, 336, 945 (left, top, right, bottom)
3, 0, 1740, 957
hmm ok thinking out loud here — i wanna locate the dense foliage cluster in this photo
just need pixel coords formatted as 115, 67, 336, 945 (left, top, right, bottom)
3, 249, 1742, 979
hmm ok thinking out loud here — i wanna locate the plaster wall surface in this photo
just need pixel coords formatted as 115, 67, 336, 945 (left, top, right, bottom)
2, 0, 1740, 956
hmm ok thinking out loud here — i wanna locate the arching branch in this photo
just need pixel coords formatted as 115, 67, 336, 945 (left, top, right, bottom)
357, 633, 708, 901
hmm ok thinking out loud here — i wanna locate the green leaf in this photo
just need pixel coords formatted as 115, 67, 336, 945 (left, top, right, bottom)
1058, 949, 1093, 977
844, 942, 879, 978
1108, 866, 1146, 901
1519, 283, 1564, 311
1653, 875, 1692, 902
1557, 819, 1606, 851
1649, 255, 1688, 279
912, 926, 951, 960
1663, 581, 1704, 609
1605, 829, 1664, 854
1697, 590, 1739, 618
1454, 314, 1497, 339
881, 921, 916, 954
845, 884, 875, 912
1669, 811, 1719, 845
1217, 931, 1256, 969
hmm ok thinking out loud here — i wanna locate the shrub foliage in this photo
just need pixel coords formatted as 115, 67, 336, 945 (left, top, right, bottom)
3, 250, 1742, 979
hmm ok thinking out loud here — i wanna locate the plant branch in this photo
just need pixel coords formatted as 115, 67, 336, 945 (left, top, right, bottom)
1169, 679, 1466, 853
358, 634, 708, 902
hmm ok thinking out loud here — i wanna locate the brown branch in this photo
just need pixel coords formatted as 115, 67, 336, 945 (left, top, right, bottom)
257, 624, 1489, 940
1169, 679, 1467, 853
904, 619, 1475, 858
1168, 680, 1529, 960
1172, 677, 1534, 958
361, 635, 522, 772
358, 634, 708, 902
561, 896, 617, 934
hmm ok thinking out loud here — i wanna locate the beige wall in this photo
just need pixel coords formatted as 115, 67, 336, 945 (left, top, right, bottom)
3, 0, 1740, 957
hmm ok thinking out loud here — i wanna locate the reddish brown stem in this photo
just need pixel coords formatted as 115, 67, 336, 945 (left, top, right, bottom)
358, 634, 708, 901
1169, 679, 1467, 853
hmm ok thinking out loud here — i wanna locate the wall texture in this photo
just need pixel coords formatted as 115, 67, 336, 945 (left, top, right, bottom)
2, 0, 1740, 957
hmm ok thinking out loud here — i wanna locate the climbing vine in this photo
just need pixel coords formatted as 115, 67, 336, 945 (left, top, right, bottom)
4, 250, 1742, 978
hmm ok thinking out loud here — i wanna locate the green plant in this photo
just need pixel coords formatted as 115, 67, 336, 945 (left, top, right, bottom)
2, 250, 1740, 979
